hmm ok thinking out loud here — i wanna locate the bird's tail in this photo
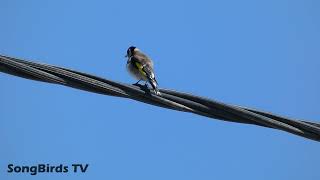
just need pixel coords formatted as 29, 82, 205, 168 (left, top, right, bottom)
148, 78, 161, 95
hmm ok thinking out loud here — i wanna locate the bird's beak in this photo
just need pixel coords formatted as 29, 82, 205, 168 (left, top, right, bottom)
125, 54, 128, 58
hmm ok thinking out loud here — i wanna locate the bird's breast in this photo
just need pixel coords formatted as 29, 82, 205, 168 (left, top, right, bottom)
126, 62, 147, 81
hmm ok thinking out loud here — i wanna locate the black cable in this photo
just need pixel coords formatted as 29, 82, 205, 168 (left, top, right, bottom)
1, 55, 319, 142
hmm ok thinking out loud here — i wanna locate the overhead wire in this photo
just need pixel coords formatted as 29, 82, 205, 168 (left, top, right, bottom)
1, 55, 319, 142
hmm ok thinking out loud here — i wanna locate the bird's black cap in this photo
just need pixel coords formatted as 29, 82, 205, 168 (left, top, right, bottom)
126, 46, 137, 57
127, 46, 136, 53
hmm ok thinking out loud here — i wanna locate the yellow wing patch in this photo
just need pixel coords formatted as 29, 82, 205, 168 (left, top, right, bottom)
135, 62, 147, 76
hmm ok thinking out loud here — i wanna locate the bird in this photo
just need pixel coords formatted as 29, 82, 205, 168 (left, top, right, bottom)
125, 46, 161, 95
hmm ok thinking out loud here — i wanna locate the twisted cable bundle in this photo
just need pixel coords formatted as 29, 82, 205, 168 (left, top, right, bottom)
1, 55, 319, 142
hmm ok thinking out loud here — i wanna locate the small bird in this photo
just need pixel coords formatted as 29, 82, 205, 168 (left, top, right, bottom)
125, 46, 161, 95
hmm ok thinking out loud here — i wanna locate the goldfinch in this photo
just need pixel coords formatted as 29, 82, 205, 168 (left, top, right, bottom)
126, 46, 161, 95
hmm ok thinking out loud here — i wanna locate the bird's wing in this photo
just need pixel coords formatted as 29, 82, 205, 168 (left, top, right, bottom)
134, 53, 154, 67
134, 60, 147, 77
142, 65, 157, 83
131, 57, 157, 84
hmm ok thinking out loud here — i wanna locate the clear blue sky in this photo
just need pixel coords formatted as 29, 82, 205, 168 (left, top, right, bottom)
1, 0, 319, 179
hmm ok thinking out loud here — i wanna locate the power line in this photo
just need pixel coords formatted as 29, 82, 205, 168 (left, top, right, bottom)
1, 55, 319, 141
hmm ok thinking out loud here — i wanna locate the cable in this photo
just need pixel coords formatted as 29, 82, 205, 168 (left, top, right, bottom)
1, 54, 319, 141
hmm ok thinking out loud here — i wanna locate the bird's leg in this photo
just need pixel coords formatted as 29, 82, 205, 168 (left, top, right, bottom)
133, 79, 142, 85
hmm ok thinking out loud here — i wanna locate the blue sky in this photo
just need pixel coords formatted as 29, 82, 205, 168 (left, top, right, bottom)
1, 0, 319, 179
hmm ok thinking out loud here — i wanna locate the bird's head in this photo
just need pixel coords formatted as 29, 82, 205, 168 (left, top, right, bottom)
125, 46, 139, 58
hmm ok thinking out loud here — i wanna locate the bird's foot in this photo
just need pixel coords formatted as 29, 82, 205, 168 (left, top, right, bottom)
132, 80, 142, 86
